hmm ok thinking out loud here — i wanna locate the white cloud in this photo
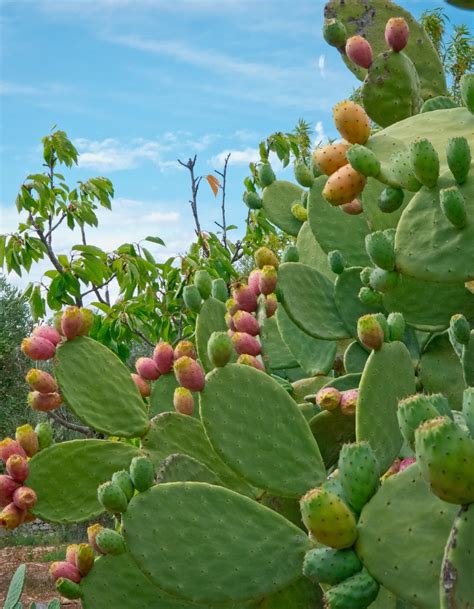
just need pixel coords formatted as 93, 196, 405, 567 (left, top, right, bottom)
318, 54, 326, 79
314, 121, 327, 146
0, 80, 72, 97
210, 147, 259, 167
143, 211, 180, 222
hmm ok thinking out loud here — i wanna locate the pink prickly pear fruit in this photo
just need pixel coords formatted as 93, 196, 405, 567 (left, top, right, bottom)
313, 142, 350, 176
345, 35, 373, 69
341, 198, 363, 215
135, 357, 160, 381
66, 544, 79, 565
173, 387, 195, 416
61, 306, 84, 340
236, 354, 265, 371
153, 342, 175, 373
233, 311, 260, 336
316, 387, 342, 411
21, 336, 56, 361
231, 332, 261, 357
340, 389, 359, 416
0, 438, 27, 462
381, 458, 401, 482
322, 164, 367, 206
49, 561, 82, 584
32, 325, 61, 346
265, 294, 278, 318
28, 391, 62, 412
254, 247, 279, 269
399, 457, 416, 472
12, 486, 37, 510
131, 374, 151, 398
333, 101, 371, 145
174, 357, 205, 392
232, 284, 258, 313
0, 502, 26, 529
357, 314, 385, 351
87, 523, 105, 554
76, 543, 94, 576
259, 265, 278, 296
248, 269, 262, 296
6, 454, 29, 483
16, 424, 39, 458
0, 475, 20, 507
226, 298, 239, 316
173, 340, 197, 361
78, 308, 94, 336
25, 369, 58, 394
225, 312, 236, 331
385, 17, 409, 52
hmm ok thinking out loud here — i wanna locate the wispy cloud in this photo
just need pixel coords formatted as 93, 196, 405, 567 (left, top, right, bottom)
318, 54, 326, 79
0, 80, 72, 97
210, 147, 259, 167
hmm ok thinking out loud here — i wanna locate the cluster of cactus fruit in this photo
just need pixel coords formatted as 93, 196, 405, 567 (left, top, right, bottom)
1, 1, 474, 607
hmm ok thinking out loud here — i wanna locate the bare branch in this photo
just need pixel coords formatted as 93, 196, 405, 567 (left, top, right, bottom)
177, 156, 209, 257
28, 213, 64, 274
45, 212, 66, 240
47, 410, 93, 437
215, 153, 231, 249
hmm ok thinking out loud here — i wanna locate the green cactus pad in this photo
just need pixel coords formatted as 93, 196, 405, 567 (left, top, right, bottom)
196, 296, 233, 372
27, 440, 139, 523
260, 315, 299, 371
296, 221, 336, 281
276, 306, 337, 376
357, 465, 458, 609
462, 330, 474, 386
200, 364, 326, 497
310, 409, 355, 468
53, 337, 149, 437
149, 372, 180, 417
260, 494, 304, 529
322, 372, 362, 392
258, 578, 323, 608
122, 482, 310, 604
308, 177, 370, 267
357, 341, 415, 472
156, 453, 223, 485
262, 180, 304, 236
344, 341, 369, 374
141, 413, 255, 497
278, 263, 350, 341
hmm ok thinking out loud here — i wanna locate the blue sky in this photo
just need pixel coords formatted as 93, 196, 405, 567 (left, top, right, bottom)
0, 0, 465, 289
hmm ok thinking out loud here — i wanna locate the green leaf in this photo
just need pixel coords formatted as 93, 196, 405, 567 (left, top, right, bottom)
30, 286, 45, 321
145, 236, 166, 246
4, 564, 26, 609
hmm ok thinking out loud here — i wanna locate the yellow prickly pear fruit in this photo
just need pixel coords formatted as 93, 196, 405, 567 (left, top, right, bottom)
313, 142, 350, 176
333, 101, 370, 145
322, 165, 367, 206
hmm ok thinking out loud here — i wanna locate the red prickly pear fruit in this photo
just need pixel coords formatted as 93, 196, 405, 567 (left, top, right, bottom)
313, 142, 350, 176
232, 284, 258, 313
0, 438, 27, 462
0, 475, 20, 508
87, 523, 105, 554
357, 315, 385, 350
23, 511, 36, 523
174, 356, 205, 392
66, 544, 79, 565
233, 311, 260, 336
153, 342, 175, 373
259, 265, 278, 296
248, 269, 262, 295
16, 424, 39, 458
78, 308, 94, 336
226, 298, 239, 316
341, 198, 363, 215
323, 164, 367, 206
340, 389, 359, 416
207, 331, 234, 368
173, 387, 195, 416
0, 502, 26, 529
254, 247, 279, 269
399, 457, 416, 472
13, 486, 37, 510
265, 294, 278, 318
21, 336, 56, 361
385, 17, 409, 52
25, 368, 58, 394
49, 560, 82, 584
316, 387, 342, 411
135, 357, 160, 381
61, 306, 84, 340
225, 312, 236, 331
28, 391, 62, 412
32, 325, 61, 346
131, 374, 151, 398
173, 340, 197, 361
6, 454, 29, 483
345, 35, 373, 69
76, 543, 94, 576
333, 101, 370, 145
236, 354, 265, 371
231, 332, 261, 357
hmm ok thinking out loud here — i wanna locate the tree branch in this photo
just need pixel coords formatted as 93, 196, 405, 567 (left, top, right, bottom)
45, 212, 66, 241
215, 153, 231, 249
47, 410, 93, 437
28, 213, 64, 274
178, 156, 209, 257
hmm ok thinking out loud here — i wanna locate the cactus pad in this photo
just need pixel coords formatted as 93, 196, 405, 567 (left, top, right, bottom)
149, 372, 180, 417
296, 221, 335, 280
156, 453, 223, 485
344, 341, 369, 374
310, 409, 355, 468
257, 578, 323, 608
262, 180, 304, 236
260, 316, 299, 371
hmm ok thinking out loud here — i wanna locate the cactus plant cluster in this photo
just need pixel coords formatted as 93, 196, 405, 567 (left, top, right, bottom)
1, 1, 474, 607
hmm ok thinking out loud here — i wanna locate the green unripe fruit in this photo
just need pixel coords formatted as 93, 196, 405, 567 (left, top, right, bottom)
211, 278, 228, 302
450, 313, 471, 345
194, 270, 212, 300
207, 331, 234, 368
410, 139, 440, 188
359, 267, 372, 287
96, 528, 126, 555
365, 231, 395, 271
294, 160, 314, 187
97, 481, 128, 513
397, 394, 440, 450
258, 162, 275, 187
183, 285, 203, 313
429, 393, 453, 420
245, 191, 263, 210
460, 73, 474, 113
281, 245, 299, 263
446, 137, 471, 184
440, 186, 467, 228
254, 247, 279, 269
387, 312, 405, 341
35, 421, 53, 450
338, 442, 379, 513
463, 387, 474, 437
291, 202, 308, 222
358, 287, 383, 307
347, 145, 381, 178
55, 578, 83, 600
378, 186, 404, 213
129, 455, 155, 492
373, 311, 390, 341
111, 470, 135, 501
357, 314, 385, 351
328, 250, 345, 275
303, 547, 362, 585
323, 18, 347, 48
324, 569, 379, 609
389, 149, 422, 192
420, 96, 457, 113
369, 268, 399, 293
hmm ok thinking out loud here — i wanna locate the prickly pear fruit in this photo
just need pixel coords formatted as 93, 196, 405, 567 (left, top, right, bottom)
328, 250, 345, 275
173, 340, 197, 361
49, 561, 82, 584
281, 245, 299, 263
387, 312, 405, 341
244, 191, 263, 210
429, 393, 453, 419
440, 187, 467, 229
173, 387, 195, 416
460, 73, 474, 113
0, 438, 27, 462
323, 18, 347, 48
254, 247, 279, 269
446, 137, 471, 184
28, 390, 62, 412
21, 336, 56, 361
225, 312, 236, 331
450, 314, 471, 345
25, 368, 58, 394
96, 528, 126, 555
291, 202, 308, 222
345, 36, 373, 69
463, 387, 474, 437
341, 198, 363, 215
32, 325, 61, 346
389, 149, 422, 192
410, 139, 440, 188
0, 475, 20, 508
357, 315, 384, 351
6, 454, 29, 483
61, 306, 84, 340
385, 17, 409, 52
207, 331, 234, 368
248, 269, 262, 296
194, 270, 212, 300
397, 394, 441, 450
333, 101, 370, 145
66, 544, 79, 565
78, 308, 94, 336
153, 342, 174, 374
183, 285, 203, 313
316, 387, 341, 411
265, 294, 278, 317
12, 486, 37, 510
231, 332, 261, 357
399, 457, 416, 472
359, 267, 372, 287
232, 283, 258, 313
97, 481, 128, 513
236, 354, 265, 371
323, 165, 367, 206
258, 162, 275, 187
373, 313, 390, 342
16, 425, 39, 458
313, 142, 350, 176
365, 231, 395, 271
211, 278, 228, 302
340, 389, 358, 416
55, 578, 83, 600
378, 186, 404, 213
338, 442, 379, 513
75, 543, 94, 576
415, 416, 474, 504
35, 422, 53, 450
369, 268, 399, 293
87, 523, 104, 554
131, 374, 150, 398
294, 160, 314, 187
135, 357, 160, 381
303, 547, 362, 585
111, 470, 135, 501
300, 488, 357, 549
129, 455, 155, 492
324, 569, 379, 609
0, 503, 25, 529
259, 265, 277, 295
347, 145, 380, 178
174, 356, 205, 392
